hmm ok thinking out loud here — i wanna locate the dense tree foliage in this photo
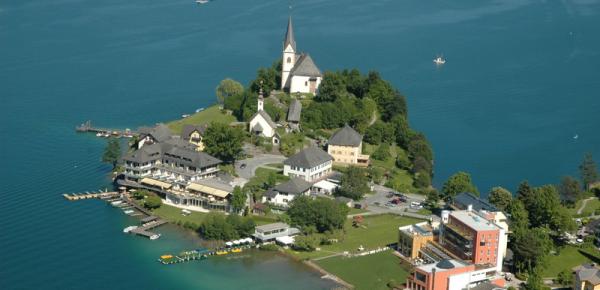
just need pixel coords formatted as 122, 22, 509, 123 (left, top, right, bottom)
580, 153, 599, 190
520, 184, 575, 233
287, 196, 348, 233
488, 187, 512, 211
249, 60, 282, 95
414, 171, 432, 188
293, 234, 321, 251
371, 143, 391, 161
144, 195, 162, 209
506, 199, 529, 237
216, 78, 244, 106
102, 138, 121, 168
230, 186, 246, 213
512, 228, 553, 272
198, 213, 255, 240
441, 172, 479, 202
203, 122, 244, 162
335, 167, 371, 200
558, 176, 581, 204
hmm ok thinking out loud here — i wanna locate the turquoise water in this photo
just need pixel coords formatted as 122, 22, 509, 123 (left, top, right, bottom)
1, 0, 599, 289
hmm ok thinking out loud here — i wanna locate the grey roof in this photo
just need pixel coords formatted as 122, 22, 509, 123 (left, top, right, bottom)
328, 124, 362, 146
283, 147, 332, 169
181, 124, 207, 139
575, 264, 600, 285
287, 99, 302, 122
139, 124, 172, 143
453, 192, 497, 212
256, 222, 290, 233
123, 143, 162, 163
290, 53, 321, 78
283, 16, 296, 51
123, 138, 221, 169
273, 177, 312, 195
471, 282, 505, 290
192, 178, 233, 192
250, 110, 277, 130
263, 188, 278, 199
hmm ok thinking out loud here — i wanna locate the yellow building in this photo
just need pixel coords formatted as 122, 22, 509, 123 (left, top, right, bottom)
181, 124, 208, 151
327, 125, 369, 166
398, 222, 435, 259
574, 264, 600, 290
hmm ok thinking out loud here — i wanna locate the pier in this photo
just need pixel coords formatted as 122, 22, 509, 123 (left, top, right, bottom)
62, 191, 120, 201
158, 243, 255, 265
75, 120, 135, 138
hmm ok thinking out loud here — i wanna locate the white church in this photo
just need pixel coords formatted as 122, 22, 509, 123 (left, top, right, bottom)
281, 16, 322, 95
248, 88, 278, 142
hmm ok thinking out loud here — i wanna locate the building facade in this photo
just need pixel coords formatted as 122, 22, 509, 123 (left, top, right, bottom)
574, 264, 600, 290
283, 146, 333, 182
398, 222, 436, 260
262, 178, 312, 208
180, 124, 207, 151
327, 124, 369, 166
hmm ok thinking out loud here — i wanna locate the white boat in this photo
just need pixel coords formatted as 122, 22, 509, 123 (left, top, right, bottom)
196, 0, 209, 4
433, 56, 446, 65
150, 234, 161, 240
96, 132, 102, 137
574, 134, 579, 139
124, 209, 135, 215
123, 226, 138, 233
181, 114, 190, 118
111, 200, 123, 206
195, 107, 205, 113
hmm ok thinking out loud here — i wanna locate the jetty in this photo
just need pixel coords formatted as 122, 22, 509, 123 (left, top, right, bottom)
62, 191, 120, 201
158, 241, 255, 265
75, 120, 135, 138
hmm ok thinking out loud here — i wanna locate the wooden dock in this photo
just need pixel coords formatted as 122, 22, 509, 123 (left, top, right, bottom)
63, 191, 120, 201
75, 120, 135, 138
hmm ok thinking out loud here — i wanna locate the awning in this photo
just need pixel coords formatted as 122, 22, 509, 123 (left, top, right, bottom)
275, 236, 295, 245
186, 183, 230, 198
140, 178, 172, 189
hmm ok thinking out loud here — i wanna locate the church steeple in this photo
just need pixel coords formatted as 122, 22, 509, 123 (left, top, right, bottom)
283, 16, 296, 51
257, 82, 264, 111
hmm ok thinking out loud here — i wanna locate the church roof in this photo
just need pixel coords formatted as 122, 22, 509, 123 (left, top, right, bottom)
287, 99, 302, 122
290, 53, 322, 78
250, 110, 277, 130
283, 16, 296, 51
328, 124, 362, 146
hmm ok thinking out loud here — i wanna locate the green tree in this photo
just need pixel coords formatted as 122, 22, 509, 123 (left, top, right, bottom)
144, 195, 162, 209
230, 186, 246, 213
288, 196, 348, 233
371, 143, 391, 161
132, 189, 149, 200
580, 153, 598, 190
488, 187, 512, 211
203, 122, 244, 162
557, 269, 573, 285
102, 138, 121, 168
336, 166, 370, 200
216, 78, 244, 106
316, 71, 346, 102
249, 60, 281, 94
506, 199, 529, 237
199, 212, 238, 240
512, 228, 552, 272
527, 185, 575, 233
559, 175, 581, 204
364, 120, 395, 145
424, 189, 441, 210
517, 181, 535, 209
226, 214, 256, 237
414, 171, 432, 188
441, 171, 479, 202
368, 166, 385, 184
293, 234, 320, 251
523, 268, 544, 290
390, 115, 411, 148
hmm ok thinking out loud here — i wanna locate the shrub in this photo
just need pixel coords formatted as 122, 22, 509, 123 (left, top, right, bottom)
144, 195, 162, 209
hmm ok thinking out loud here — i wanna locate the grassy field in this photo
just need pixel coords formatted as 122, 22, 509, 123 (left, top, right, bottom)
348, 207, 369, 215
167, 105, 236, 134
244, 167, 289, 192
569, 198, 600, 217
287, 214, 423, 260
363, 143, 415, 192
151, 203, 208, 225
542, 246, 600, 277
317, 250, 410, 290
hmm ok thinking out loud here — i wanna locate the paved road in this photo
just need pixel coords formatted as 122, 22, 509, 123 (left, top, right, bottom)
235, 154, 286, 180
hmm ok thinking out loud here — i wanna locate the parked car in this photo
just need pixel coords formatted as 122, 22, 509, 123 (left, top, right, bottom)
410, 201, 423, 209
240, 163, 247, 169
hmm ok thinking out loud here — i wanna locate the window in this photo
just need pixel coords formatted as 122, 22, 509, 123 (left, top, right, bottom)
287, 57, 291, 63
305, 81, 308, 86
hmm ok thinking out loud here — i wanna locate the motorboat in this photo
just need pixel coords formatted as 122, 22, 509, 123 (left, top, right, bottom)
150, 234, 161, 240
196, 0, 209, 4
433, 56, 446, 65
123, 226, 138, 233
195, 107, 205, 113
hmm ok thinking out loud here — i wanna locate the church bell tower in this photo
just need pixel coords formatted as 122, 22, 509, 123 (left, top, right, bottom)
281, 16, 296, 90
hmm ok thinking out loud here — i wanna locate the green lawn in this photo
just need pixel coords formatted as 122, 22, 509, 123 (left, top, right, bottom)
316, 250, 410, 290
385, 169, 415, 193
569, 198, 600, 217
264, 163, 284, 169
244, 167, 289, 193
151, 203, 208, 226
542, 246, 600, 277
348, 207, 369, 215
362, 143, 415, 192
167, 105, 236, 134
287, 214, 423, 260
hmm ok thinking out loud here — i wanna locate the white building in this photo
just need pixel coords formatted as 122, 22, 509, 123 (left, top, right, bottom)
248, 89, 277, 140
280, 16, 322, 95
283, 147, 333, 182
262, 177, 312, 208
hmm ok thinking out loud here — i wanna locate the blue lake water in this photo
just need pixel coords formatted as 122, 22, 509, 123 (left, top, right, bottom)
1, 0, 599, 289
